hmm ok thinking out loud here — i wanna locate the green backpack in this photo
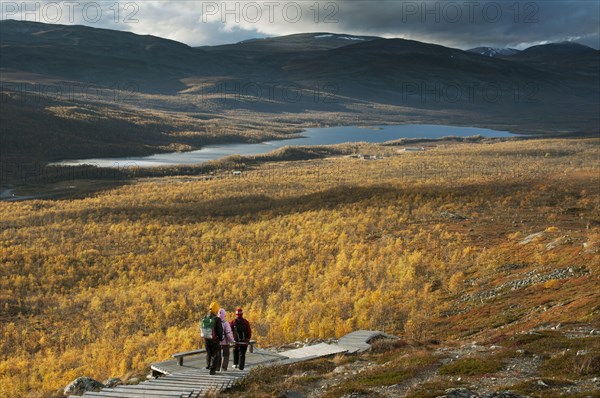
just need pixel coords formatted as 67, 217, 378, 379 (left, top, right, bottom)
200, 315, 215, 339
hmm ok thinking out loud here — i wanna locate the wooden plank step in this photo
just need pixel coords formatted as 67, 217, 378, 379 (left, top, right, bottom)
164, 376, 240, 382
101, 391, 192, 398
160, 374, 238, 383
90, 390, 192, 397
109, 386, 200, 394
167, 373, 245, 382
147, 379, 222, 386
82, 391, 189, 398
106, 388, 197, 397
175, 369, 248, 377
144, 382, 221, 391
152, 379, 232, 388
161, 372, 241, 380
120, 382, 199, 389
173, 369, 247, 376
155, 374, 238, 383
147, 380, 228, 389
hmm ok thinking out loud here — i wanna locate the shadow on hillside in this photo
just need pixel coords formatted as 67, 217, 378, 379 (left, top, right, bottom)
13, 179, 544, 228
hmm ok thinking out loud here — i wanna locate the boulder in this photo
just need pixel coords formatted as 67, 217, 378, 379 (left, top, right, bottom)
103, 378, 121, 388
63, 377, 105, 396
519, 231, 544, 245
437, 388, 479, 398
487, 393, 528, 398
340, 393, 368, 398
278, 391, 304, 398
440, 211, 468, 220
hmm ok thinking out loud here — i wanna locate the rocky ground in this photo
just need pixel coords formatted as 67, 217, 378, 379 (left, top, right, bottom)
243, 322, 600, 398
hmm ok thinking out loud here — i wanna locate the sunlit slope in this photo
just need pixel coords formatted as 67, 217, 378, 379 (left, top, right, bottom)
0, 138, 599, 397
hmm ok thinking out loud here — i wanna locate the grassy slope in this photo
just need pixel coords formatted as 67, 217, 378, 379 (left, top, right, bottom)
0, 138, 598, 397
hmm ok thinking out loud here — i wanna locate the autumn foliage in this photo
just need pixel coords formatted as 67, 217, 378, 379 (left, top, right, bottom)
0, 138, 598, 397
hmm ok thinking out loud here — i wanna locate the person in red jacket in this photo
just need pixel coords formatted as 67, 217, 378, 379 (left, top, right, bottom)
230, 307, 251, 370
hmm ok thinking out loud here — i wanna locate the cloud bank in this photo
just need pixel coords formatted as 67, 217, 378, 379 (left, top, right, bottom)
1, 0, 598, 49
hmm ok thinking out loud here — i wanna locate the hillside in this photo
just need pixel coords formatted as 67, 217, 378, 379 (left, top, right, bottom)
224, 330, 600, 397
1, 21, 599, 166
0, 19, 217, 93
0, 137, 598, 397
0, 88, 298, 163
200, 32, 380, 53
508, 42, 600, 77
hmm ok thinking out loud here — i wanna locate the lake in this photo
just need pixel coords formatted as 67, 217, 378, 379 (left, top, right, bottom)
51, 124, 515, 168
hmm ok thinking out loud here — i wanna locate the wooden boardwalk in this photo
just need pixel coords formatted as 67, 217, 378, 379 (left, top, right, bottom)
151, 348, 286, 376
67, 367, 248, 398
337, 330, 398, 353
70, 331, 395, 397
282, 342, 348, 359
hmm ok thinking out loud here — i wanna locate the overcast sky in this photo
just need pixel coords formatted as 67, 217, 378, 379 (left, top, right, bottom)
1, 0, 599, 49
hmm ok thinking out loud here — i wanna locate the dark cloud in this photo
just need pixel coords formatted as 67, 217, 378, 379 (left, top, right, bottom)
1, 1, 598, 49
331, 0, 600, 49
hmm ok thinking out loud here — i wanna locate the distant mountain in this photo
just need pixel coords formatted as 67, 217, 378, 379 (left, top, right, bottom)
200, 32, 380, 53
509, 42, 600, 76
516, 41, 597, 57
467, 47, 520, 57
0, 19, 226, 92
273, 38, 549, 103
2, 20, 597, 97
1, 20, 599, 163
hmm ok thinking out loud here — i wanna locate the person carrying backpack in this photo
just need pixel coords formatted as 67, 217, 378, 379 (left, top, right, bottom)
218, 308, 235, 371
230, 307, 251, 370
200, 301, 224, 375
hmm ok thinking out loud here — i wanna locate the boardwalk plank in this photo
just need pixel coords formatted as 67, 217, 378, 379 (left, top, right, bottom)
282, 343, 347, 359
147, 380, 223, 387
154, 375, 236, 384
82, 392, 188, 398
107, 387, 198, 396
109, 385, 200, 393
147, 380, 228, 390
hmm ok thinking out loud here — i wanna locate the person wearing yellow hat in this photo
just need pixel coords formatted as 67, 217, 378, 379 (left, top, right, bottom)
200, 301, 224, 375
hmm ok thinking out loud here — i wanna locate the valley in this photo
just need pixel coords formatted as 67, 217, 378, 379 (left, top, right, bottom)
1, 21, 598, 169
0, 18, 599, 398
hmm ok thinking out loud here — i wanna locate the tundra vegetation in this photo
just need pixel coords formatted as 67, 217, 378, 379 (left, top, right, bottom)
0, 138, 598, 397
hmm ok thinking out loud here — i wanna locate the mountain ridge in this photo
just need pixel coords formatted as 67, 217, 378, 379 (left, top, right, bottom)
1, 20, 599, 163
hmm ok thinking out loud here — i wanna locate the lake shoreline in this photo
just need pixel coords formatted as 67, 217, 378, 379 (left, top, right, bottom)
0, 135, 533, 202
49, 124, 518, 169
4, 132, 596, 202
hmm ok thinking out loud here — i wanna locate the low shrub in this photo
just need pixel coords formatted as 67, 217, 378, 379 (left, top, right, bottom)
439, 357, 503, 376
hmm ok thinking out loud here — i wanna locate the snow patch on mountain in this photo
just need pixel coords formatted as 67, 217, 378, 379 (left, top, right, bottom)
467, 47, 520, 57
314, 34, 366, 41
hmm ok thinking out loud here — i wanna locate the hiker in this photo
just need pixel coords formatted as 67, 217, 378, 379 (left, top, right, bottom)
218, 308, 235, 371
201, 301, 224, 375
230, 307, 252, 370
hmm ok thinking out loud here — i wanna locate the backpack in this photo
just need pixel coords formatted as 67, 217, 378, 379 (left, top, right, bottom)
200, 315, 215, 339
233, 318, 247, 341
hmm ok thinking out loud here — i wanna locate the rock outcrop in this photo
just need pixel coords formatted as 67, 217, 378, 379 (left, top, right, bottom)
63, 377, 105, 396
437, 388, 528, 398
